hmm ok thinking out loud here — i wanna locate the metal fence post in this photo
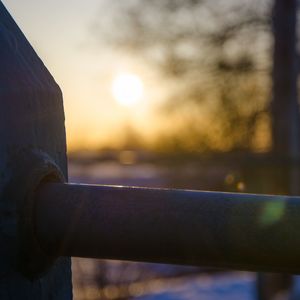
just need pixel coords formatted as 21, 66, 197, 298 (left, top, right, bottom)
0, 1, 72, 299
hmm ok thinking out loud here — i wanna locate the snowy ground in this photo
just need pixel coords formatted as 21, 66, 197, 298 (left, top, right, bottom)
72, 258, 256, 300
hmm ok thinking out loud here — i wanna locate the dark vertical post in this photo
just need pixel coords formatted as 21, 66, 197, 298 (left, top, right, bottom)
0, 1, 72, 299
258, 1, 300, 299
271, 0, 300, 194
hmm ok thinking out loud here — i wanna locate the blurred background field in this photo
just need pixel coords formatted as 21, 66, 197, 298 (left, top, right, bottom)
69, 154, 257, 300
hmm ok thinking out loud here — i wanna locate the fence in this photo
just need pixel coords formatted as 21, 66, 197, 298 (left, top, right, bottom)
0, 2, 299, 299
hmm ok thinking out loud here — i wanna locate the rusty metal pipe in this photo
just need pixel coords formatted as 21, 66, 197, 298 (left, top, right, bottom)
34, 183, 300, 273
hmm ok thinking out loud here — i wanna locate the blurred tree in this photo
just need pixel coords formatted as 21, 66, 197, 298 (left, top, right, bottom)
92, 0, 271, 153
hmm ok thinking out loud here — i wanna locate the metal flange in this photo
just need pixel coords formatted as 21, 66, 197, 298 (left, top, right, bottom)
2, 149, 65, 278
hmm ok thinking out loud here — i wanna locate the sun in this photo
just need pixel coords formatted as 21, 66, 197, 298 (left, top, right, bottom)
112, 73, 144, 107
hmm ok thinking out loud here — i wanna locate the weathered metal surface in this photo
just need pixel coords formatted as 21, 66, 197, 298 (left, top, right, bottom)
36, 183, 300, 274
0, 1, 72, 298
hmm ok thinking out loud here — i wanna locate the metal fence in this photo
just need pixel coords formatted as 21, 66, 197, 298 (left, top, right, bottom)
0, 1, 299, 299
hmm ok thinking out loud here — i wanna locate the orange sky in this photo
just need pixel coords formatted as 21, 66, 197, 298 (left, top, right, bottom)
2, 0, 272, 154
3, 0, 169, 151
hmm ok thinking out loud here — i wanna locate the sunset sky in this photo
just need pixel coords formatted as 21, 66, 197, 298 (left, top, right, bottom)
3, 0, 167, 150
2, 0, 271, 154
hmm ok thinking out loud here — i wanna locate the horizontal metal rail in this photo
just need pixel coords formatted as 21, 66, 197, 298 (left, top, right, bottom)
35, 183, 300, 273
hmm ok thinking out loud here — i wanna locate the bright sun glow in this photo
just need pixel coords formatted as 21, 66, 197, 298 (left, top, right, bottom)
112, 73, 144, 106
